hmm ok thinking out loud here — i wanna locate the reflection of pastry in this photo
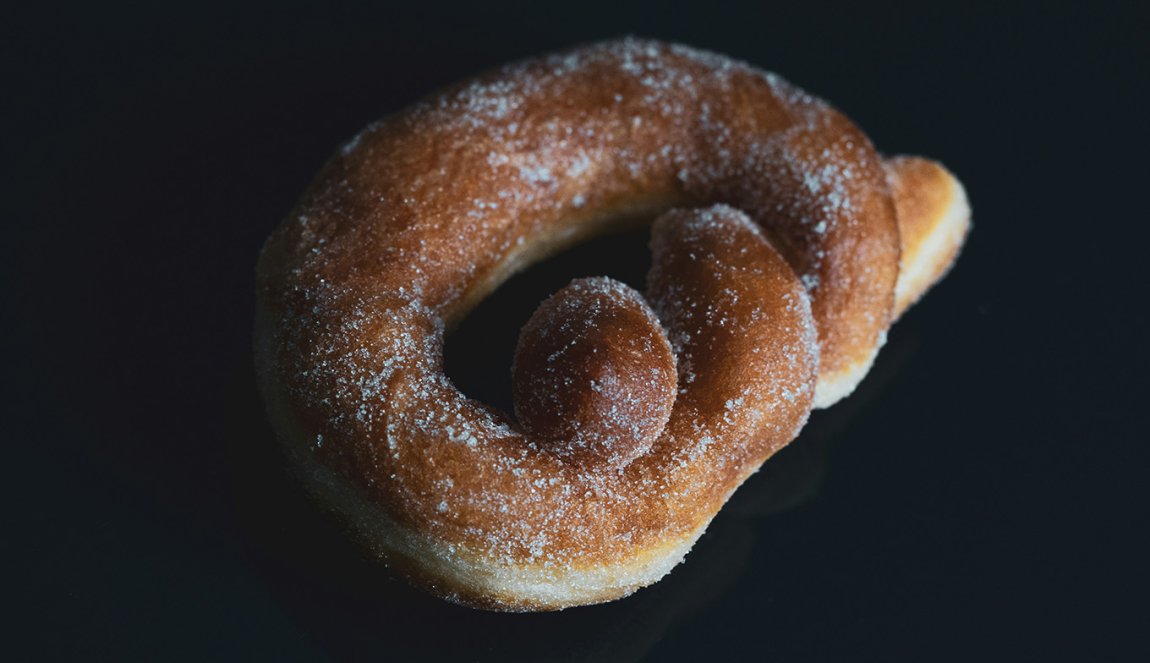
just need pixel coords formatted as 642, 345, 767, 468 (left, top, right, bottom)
255, 38, 969, 610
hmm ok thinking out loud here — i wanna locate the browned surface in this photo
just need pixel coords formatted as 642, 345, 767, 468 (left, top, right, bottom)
886, 155, 970, 318
258, 38, 899, 390
255, 38, 919, 608
512, 277, 677, 470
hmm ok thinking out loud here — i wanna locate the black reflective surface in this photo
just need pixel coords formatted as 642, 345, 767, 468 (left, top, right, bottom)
8, 2, 1147, 660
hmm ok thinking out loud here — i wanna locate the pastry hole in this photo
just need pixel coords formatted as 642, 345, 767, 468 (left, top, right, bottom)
444, 224, 653, 414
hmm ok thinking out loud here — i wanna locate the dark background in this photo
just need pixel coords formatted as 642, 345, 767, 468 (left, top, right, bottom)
6, 1, 1147, 660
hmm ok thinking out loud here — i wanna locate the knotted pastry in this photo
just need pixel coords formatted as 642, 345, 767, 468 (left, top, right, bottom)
255, 38, 970, 610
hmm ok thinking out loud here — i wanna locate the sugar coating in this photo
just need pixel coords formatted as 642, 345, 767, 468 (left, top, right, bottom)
512, 276, 677, 471
255, 37, 902, 608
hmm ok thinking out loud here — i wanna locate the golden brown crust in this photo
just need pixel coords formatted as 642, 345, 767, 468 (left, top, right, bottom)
512, 277, 677, 470
254, 38, 967, 610
885, 156, 972, 318
258, 38, 897, 393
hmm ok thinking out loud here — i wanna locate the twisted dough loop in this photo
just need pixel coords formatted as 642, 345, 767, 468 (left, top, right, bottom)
255, 38, 969, 610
